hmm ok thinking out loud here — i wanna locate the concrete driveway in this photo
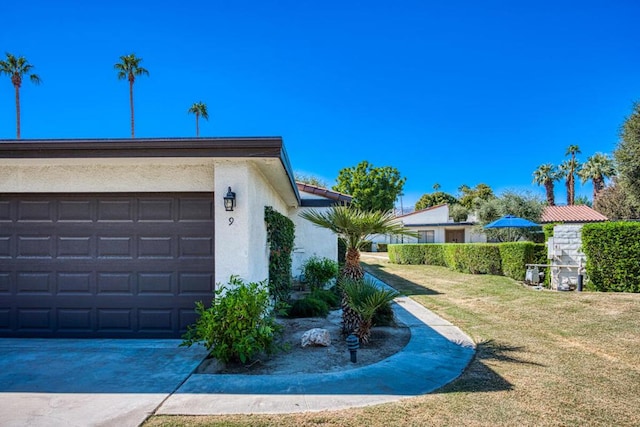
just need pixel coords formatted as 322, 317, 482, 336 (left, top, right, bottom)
0, 339, 208, 427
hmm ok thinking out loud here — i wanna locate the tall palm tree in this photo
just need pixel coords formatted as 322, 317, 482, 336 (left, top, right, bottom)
300, 206, 415, 334
0, 53, 41, 139
187, 101, 209, 137
532, 163, 560, 206
560, 145, 582, 205
578, 153, 616, 202
114, 53, 149, 138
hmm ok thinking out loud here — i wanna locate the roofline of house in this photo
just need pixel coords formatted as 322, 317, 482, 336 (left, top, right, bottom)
0, 137, 301, 206
296, 182, 352, 204
540, 220, 608, 224
396, 203, 448, 218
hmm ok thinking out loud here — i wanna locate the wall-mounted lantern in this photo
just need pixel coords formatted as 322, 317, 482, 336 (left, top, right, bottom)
223, 187, 236, 211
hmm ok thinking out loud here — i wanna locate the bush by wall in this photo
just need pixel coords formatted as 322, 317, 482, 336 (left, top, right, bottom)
265, 206, 295, 303
499, 242, 546, 281
582, 222, 640, 292
181, 276, 281, 363
302, 256, 339, 290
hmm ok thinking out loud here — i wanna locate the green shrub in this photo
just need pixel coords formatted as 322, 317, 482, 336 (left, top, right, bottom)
372, 302, 395, 326
311, 288, 340, 309
582, 222, 640, 292
423, 244, 447, 266
181, 276, 281, 364
302, 256, 339, 290
388, 244, 426, 264
265, 206, 295, 303
286, 296, 329, 318
444, 244, 502, 275
340, 277, 399, 343
499, 242, 546, 281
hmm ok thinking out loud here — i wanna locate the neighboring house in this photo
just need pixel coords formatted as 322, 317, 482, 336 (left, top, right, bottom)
541, 205, 608, 224
0, 137, 339, 338
374, 204, 486, 244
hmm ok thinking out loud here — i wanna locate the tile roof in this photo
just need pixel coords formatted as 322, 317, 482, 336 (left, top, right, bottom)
541, 205, 608, 223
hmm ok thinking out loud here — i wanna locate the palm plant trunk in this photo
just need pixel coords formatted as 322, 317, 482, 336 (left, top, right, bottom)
129, 79, 135, 138
341, 246, 364, 335
14, 84, 20, 139
593, 177, 604, 201
544, 181, 555, 206
196, 112, 200, 137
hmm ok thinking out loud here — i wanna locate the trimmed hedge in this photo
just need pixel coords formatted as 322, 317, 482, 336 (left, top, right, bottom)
582, 222, 640, 292
389, 242, 546, 280
499, 242, 547, 281
444, 244, 502, 275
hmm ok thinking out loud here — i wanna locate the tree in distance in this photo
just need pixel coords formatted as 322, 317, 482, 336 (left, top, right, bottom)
0, 53, 41, 139
114, 53, 149, 138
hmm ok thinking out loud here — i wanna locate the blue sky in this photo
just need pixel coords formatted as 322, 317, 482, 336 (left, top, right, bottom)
2, 0, 639, 207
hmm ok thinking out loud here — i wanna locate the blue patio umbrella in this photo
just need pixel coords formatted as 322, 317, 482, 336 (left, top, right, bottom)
484, 214, 540, 242
484, 214, 539, 229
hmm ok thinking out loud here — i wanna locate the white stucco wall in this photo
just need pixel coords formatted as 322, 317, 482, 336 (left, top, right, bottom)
290, 206, 338, 278
0, 158, 215, 192
401, 205, 450, 225
213, 160, 289, 286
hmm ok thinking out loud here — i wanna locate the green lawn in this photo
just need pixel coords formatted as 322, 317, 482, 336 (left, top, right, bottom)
146, 253, 640, 427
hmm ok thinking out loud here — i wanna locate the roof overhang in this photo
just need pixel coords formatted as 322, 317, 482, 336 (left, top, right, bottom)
0, 137, 301, 206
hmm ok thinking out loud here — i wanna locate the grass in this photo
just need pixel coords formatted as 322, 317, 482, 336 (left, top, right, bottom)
145, 253, 640, 427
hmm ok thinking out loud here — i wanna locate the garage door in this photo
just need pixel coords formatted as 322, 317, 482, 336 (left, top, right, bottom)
0, 193, 215, 338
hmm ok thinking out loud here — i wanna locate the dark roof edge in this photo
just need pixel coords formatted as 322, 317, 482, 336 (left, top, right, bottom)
0, 136, 302, 206
296, 182, 352, 203
300, 199, 345, 207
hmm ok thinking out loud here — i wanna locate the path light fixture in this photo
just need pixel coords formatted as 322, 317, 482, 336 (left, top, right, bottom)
223, 187, 236, 211
346, 334, 359, 363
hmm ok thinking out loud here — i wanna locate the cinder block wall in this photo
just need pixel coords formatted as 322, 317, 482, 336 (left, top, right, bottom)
551, 224, 585, 290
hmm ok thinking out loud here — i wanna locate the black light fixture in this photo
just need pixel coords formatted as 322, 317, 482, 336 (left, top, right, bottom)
223, 187, 236, 211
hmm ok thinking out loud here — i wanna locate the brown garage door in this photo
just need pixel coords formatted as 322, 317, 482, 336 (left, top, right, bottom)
0, 193, 214, 338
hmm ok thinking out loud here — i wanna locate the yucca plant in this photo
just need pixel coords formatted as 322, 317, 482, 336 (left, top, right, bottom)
340, 277, 399, 344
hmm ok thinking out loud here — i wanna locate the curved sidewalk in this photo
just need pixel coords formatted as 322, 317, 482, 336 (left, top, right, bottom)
158, 274, 476, 415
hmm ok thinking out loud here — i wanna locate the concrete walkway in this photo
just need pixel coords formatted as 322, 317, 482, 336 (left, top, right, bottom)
0, 274, 475, 425
157, 274, 475, 415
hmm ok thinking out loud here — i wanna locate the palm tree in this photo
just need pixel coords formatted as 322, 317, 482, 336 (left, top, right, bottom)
300, 206, 415, 334
114, 53, 149, 138
0, 53, 41, 139
532, 163, 560, 206
560, 145, 582, 205
187, 101, 209, 137
578, 153, 616, 202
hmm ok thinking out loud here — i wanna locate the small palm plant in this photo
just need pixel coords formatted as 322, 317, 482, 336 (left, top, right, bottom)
340, 277, 399, 344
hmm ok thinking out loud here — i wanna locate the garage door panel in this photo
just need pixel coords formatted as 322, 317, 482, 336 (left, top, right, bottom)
59, 200, 94, 221
17, 201, 54, 222
17, 236, 54, 258
1, 193, 214, 338
97, 200, 134, 221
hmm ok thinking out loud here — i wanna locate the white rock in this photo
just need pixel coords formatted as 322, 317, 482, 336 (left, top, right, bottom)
301, 328, 331, 348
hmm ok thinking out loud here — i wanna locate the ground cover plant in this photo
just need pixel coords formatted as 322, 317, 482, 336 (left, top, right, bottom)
151, 253, 640, 426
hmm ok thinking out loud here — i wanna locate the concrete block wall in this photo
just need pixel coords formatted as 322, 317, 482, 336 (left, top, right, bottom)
551, 224, 586, 290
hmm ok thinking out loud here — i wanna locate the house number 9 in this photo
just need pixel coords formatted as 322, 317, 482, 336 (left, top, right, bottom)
229, 217, 234, 226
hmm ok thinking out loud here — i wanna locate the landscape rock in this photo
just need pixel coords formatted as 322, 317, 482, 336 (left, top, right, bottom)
301, 328, 331, 348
